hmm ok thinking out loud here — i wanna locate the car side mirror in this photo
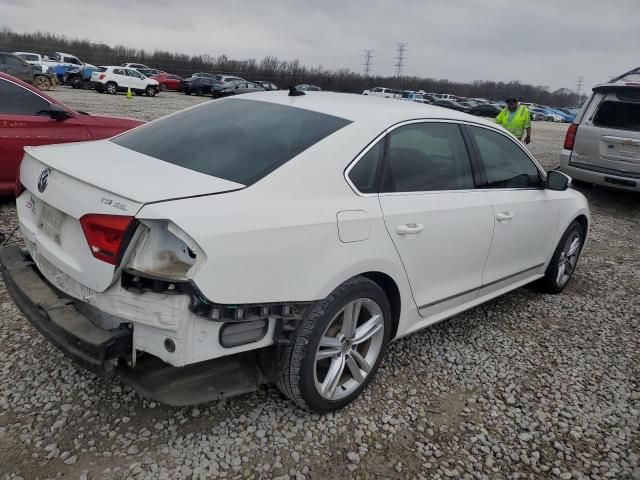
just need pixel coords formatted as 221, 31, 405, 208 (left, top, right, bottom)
49, 104, 70, 121
546, 170, 571, 191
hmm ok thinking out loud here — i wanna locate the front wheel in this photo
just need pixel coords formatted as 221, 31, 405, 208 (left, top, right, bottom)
276, 276, 391, 413
145, 86, 157, 97
536, 221, 585, 293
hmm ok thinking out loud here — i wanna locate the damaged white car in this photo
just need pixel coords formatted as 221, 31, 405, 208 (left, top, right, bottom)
2, 89, 589, 412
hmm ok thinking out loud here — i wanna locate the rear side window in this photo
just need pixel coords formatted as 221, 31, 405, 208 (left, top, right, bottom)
593, 101, 640, 132
349, 139, 384, 193
382, 122, 474, 192
112, 99, 352, 185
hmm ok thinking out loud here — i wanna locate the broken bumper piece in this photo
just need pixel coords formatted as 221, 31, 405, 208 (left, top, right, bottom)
0, 246, 132, 375
0, 246, 266, 405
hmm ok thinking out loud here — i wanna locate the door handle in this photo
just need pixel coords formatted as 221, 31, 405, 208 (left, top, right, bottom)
496, 211, 514, 222
396, 223, 424, 235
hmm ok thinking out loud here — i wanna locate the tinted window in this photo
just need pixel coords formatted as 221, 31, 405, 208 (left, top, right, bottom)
382, 123, 474, 192
349, 139, 384, 193
468, 126, 542, 188
18, 54, 39, 62
113, 69, 125, 75
112, 99, 352, 185
0, 79, 50, 115
593, 101, 640, 132
5, 55, 26, 66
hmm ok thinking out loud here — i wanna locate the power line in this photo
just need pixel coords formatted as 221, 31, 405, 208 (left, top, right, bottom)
363, 49, 374, 76
394, 42, 407, 77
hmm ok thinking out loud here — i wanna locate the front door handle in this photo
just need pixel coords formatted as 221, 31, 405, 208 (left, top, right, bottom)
496, 211, 514, 222
396, 223, 424, 235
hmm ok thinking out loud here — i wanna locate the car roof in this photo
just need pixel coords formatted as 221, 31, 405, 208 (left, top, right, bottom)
236, 91, 496, 129
593, 66, 640, 92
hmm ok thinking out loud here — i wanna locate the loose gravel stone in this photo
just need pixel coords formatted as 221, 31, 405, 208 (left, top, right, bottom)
0, 90, 638, 479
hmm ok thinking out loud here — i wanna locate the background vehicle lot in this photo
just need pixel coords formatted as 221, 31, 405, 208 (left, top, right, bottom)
0, 90, 638, 479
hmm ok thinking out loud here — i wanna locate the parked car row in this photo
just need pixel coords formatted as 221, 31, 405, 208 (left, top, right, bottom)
0, 52, 58, 91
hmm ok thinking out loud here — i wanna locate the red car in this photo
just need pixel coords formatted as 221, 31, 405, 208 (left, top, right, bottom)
0, 72, 144, 196
151, 73, 183, 92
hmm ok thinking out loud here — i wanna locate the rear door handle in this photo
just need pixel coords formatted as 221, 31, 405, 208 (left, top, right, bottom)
396, 223, 424, 235
496, 211, 514, 222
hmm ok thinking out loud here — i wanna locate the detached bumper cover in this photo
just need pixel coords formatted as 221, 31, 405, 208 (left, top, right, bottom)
0, 246, 132, 376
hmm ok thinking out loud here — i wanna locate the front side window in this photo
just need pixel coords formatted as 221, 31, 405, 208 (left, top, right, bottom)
348, 139, 384, 193
0, 79, 49, 115
112, 99, 352, 186
468, 126, 542, 189
382, 122, 475, 192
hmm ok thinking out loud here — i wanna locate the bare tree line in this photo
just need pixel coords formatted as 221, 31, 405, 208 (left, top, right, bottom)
1, 28, 582, 106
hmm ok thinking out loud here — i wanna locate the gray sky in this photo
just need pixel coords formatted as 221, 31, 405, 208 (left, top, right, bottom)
3, 0, 639, 91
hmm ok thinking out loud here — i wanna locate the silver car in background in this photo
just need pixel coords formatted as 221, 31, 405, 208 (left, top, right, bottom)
560, 67, 640, 191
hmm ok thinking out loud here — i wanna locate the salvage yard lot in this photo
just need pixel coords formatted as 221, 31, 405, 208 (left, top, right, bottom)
1, 89, 638, 480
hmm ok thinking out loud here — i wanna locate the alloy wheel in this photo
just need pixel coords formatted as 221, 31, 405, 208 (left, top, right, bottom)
556, 232, 581, 287
313, 298, 385, 400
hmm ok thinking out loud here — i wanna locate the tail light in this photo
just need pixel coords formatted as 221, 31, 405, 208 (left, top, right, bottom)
564, 123, 579, 150
99, 74, 106, 80
80, 214, 135, 265
15, 161, 25, 197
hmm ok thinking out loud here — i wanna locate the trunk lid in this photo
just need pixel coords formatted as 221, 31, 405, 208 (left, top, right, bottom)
17, 141, 243, 292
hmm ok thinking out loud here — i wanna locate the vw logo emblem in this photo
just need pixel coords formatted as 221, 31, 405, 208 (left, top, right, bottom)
37, 168, 51, 193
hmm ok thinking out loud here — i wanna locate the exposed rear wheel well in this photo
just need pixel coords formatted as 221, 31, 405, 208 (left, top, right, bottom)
574, 214, 588, 235
361, 272, 401, 340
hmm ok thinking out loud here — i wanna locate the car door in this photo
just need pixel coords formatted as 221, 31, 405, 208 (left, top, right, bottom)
466, 124, 559, 287
124, 69, 144, 89
376, 121, 494, 315
0, 78, 91, 191
111, 68, 128, 88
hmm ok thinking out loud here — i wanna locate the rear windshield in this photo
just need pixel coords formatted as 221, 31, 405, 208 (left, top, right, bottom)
594, 101, 640, 132
112, 99, 351, 185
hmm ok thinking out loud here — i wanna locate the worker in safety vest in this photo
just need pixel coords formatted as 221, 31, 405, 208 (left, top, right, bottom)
496, 97, 531, 144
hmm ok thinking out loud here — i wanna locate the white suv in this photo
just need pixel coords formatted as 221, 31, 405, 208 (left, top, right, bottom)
91, 66, 160, 96
560, 67, 640, 191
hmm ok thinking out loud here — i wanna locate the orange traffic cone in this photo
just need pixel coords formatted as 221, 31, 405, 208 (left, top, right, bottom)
126, 87, 133, 99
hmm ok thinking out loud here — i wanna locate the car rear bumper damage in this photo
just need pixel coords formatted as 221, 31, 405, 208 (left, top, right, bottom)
0, 245, 268, 405
0, 246, 131, 376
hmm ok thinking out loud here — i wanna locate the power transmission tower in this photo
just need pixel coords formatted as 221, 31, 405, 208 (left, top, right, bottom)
576, 76, 584, 102
363, 49, 374, 76
394, 42, 407, 77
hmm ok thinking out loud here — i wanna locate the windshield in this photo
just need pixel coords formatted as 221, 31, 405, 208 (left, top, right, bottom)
112, 99, 352, 185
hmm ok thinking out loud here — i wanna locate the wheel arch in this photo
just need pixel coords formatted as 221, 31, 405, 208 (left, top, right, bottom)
573, 213, 589, 235
359, 271, 402, 340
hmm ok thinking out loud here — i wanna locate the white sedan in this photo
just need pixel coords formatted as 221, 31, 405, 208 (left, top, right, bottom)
3, 91, 589, 412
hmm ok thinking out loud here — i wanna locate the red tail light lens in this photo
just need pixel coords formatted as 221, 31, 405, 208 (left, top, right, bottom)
15, 161, 25, 197
80, 214, 135, 265
564, 123, 579, 150
99, 74, 106, 80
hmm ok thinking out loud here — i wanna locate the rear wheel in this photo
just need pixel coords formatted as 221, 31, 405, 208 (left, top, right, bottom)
159, 84, 167, 92
276, 276, 391, 412
536, 221, 585, 293
105, 82, 118, 95
34, 75, 51, 91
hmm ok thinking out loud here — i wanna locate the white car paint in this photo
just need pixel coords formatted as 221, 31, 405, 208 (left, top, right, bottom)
15, 92, 590, 370
91, 66, 159, 92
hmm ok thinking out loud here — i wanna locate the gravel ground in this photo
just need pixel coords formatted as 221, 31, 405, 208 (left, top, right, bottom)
1, 88, 638, 480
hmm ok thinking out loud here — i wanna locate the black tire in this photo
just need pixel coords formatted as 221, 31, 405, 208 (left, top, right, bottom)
536, 221, 585, 294
105, 82, 118, 95
159, 84, 167, 92
82, 79, 92, 90
145, 86, 156, 97
276, 276, 392, 413
184, 89, 191, 95
71, 76, 82, 89
195, 87, 203, 96
33, 75, 51, 91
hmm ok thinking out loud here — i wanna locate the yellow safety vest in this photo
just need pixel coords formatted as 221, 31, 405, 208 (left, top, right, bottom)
496, 105, 531, 140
